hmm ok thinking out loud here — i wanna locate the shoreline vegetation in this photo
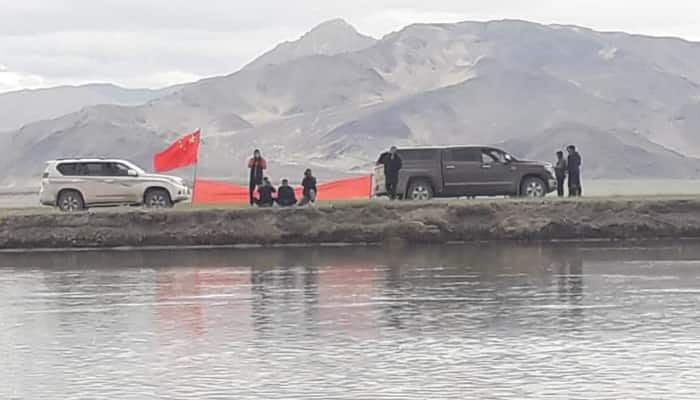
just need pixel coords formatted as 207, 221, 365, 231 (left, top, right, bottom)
3, 197, 700, 250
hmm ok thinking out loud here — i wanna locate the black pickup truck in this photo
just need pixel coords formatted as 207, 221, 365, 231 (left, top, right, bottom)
373, 146, 557, 200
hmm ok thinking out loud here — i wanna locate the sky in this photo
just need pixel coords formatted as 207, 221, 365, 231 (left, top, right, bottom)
1, 0, 699, 93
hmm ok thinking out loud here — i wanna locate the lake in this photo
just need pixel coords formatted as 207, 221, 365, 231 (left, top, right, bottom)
2, 243, 700, 399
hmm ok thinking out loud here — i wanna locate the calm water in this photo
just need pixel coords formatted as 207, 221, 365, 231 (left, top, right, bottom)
2, 243, 700, 399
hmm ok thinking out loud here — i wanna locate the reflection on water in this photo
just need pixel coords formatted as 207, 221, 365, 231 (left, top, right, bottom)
2, 243, 700, 399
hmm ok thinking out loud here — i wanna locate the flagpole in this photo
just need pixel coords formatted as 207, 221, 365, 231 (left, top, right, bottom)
191, 129, 201, 208
191, 162, 198, 208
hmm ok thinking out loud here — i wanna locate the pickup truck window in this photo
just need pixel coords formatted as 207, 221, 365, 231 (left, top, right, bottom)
483, 149, 508, 164
484, 149, 506, 164
400, 149, 438, 161
449, 148, 481, 162
482, 152, 496, 164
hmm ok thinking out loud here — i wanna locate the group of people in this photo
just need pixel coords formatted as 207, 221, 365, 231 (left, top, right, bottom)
554, 145, 583, 197
247, 144, 582, 205
248, 149, 317, 207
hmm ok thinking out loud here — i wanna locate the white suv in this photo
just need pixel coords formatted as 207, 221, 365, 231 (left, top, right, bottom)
40, 159, 191, 211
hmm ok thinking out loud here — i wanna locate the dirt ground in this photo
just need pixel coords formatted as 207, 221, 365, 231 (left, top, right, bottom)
2, 197, 700, 249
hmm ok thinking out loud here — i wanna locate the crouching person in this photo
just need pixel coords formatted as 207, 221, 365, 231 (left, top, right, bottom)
276, 179, 297, 207
298, 169, 317, 207
257, 177, 276, 207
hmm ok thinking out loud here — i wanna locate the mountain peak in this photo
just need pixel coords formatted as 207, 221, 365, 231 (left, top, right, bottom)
308, 18, 356, 34
245, 18, 376, 70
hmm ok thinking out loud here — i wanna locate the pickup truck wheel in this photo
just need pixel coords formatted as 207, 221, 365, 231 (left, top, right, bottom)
407, 180, 433, 201
520, 177, 546, 198
144, 189, 173, 208
57, 190, 85, 212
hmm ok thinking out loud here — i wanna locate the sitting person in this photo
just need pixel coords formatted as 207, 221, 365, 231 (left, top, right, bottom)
276, 179, 297, 207
298, 169, 317, 207
256, 177, 276, 207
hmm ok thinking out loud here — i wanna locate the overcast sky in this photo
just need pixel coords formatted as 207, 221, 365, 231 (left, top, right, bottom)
1, 0, 699, 93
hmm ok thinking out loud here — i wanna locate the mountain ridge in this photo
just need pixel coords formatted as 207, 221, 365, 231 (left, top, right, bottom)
0, 82, 183, 132
3, 18, 700, 187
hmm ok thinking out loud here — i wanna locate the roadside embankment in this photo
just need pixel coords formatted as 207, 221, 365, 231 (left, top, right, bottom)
2, 198, 700, 249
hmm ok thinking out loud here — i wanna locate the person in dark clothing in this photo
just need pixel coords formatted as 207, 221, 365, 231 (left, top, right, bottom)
256, 177, 276, 207
554, 151, 568, 197
298, 169, 317, 207
377, 146, 403, 200
276, 179, 297, 207
247, 149, 267, 206
566, 145, 583, 197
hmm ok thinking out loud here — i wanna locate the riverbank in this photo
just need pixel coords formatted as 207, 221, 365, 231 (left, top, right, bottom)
2, 198, 700, 249
4, 179, 700, 209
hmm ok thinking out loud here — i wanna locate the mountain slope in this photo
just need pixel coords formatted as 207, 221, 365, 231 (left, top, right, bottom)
4, 19, 700, 187
499, 123, 700, 179
167, 54, 396, 124
0, 83, 181, 132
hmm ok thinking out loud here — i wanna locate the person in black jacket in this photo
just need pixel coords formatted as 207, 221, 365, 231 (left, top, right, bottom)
276, 179, 297, 207
298, 169, 317, 207
377, 146, 403, 200
566, 145, 583, 197
554, 151, 567, 197
256, 177, 276, 207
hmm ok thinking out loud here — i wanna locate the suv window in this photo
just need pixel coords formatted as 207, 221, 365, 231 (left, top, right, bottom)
81, 163, 106, 176
104, 162, 131, 177
449, 148, 481, 162
55, 162, 132, 176
399, 149, 438, 161
56, 163, 80, 176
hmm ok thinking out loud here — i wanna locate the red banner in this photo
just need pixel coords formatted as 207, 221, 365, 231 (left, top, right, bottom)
193, 175, 372, 204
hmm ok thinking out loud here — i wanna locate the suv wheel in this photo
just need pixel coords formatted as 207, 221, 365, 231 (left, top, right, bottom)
520, 177, 546, 198
407, 180, 433, 201
144, 189, 173, 208
57, 190, 85, 212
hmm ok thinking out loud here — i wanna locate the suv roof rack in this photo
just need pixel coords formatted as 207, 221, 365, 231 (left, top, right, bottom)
53, 156, 108, 160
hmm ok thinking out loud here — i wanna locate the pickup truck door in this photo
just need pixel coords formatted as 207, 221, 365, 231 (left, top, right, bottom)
478, 149, 517, 195
442, 148, 482, 195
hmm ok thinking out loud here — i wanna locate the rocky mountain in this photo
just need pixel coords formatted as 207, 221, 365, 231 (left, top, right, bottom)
3, 19, 700, 188
245, 19, 377, 70
0, 83, 181, 132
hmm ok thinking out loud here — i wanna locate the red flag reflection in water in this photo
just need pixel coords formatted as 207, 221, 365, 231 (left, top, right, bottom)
156, 270, 206, 338
318, 265, 377, 337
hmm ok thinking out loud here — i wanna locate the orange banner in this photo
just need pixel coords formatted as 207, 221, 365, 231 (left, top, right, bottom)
193, 175, 372, 204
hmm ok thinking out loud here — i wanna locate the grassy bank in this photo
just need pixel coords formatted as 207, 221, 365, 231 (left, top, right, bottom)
2, 197, 700, 249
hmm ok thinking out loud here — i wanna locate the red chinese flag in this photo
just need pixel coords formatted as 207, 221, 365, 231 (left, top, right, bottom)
153, 129, 201, 172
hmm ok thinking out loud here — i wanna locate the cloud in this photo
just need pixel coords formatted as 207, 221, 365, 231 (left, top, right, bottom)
0, 27, 300, 89
1, 0, 699, 92
0, 65, 45, 92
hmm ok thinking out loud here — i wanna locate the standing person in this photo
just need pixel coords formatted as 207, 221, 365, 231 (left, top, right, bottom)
298, 169, 317, 207
566, 145, 582, 197
276, 179, 297, 207
554, 151, 568, 198
247, 149, 267, 206
377, 146, 403, 200
257, 177, 276, 207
